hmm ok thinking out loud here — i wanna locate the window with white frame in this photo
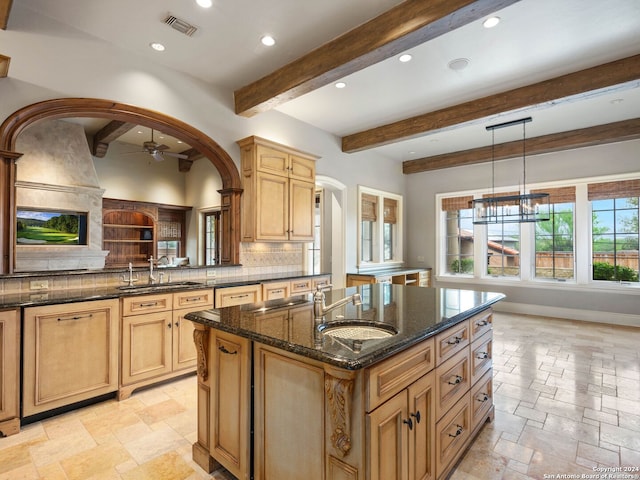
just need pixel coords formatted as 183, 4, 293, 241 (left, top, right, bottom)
534, 186, 576, 280
442, 196, 474, 274
358, 186, 403, 267
588, 179, 639, 283
438, 176, 639, 288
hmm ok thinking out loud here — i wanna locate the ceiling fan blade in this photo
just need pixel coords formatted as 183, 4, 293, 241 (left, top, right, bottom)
162, 151, 189, 159
152, 151, 164, 162
156, 144, 169, 151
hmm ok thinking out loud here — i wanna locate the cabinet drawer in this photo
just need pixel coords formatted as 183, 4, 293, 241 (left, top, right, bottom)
469, 309, 493, 343
290, 278, 312, 295
312, 276, 331, 291
435, 394, 471, 479
434, 320, 470, 365
435, 348, 470, 420
470, 332, 493, 385
418, 270, 431, 287
122, 293, 172, 316
173, 289, 213, 310
215, 284, 262, 308
262, 281, 291, 300
470, 370, 493, 429
365, 338, 435, 411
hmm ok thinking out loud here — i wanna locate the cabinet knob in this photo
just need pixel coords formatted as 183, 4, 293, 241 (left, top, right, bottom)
167, 323, 172, 328
403, 418, 413, 430
175, 322, 179, 327
410, 411, 421, 424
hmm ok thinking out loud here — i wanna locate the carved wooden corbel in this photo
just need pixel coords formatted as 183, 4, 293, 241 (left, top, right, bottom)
193, 327, 209, 381
324, 367, 356, 458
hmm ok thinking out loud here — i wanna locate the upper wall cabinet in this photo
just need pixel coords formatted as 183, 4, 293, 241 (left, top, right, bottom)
237, 136, 318, 242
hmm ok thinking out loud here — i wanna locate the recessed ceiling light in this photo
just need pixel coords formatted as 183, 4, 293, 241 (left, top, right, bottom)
399, 54, 412, 63
150, 42, 165, 52
448, 58, 469, 71
483, 16, 500, 28
335, 82, 346, 89
261, 35, 276, 47
196, 0, 212, 7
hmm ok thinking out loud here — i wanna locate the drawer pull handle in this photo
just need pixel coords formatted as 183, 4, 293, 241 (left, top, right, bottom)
294, 283, 306, 288
403, 418, 413, 430
476, 320, 489, 327
448, 375, 463, 386
476, 352, 489, 359
446, 336, 462, 345
448, 424, 464, 438
410, 411, 421, 424
477, 393, 489, 402
185, 297, 202, 302
219, 345, 238, 355
58, 313, 93, 322
230, 294, 249, 299
139, 302, 159, 307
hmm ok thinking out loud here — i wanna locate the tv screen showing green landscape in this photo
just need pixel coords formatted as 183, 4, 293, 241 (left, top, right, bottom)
17, 209, 88, 245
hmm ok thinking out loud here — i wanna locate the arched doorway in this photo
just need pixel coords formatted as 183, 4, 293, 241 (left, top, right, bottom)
0, 98, 242, 273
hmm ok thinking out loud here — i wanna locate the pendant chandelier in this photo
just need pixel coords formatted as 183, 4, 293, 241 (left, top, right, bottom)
472, 117, 550, 224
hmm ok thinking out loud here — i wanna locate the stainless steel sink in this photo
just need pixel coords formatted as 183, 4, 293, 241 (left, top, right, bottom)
318, 321, 397, 340
118, 281, 204, 291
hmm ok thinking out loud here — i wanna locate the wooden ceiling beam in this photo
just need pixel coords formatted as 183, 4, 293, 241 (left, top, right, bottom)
344, 54, 640, 153
233, 0, 521, 117
92, 120, 136, 157
402, 118, 640, 174
0, 0, 12, 30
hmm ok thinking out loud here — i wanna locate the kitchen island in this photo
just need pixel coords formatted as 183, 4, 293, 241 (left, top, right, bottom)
185, 284, 504, 480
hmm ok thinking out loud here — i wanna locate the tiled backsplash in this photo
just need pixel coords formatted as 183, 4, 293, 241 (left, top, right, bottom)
0, 242, 306, 293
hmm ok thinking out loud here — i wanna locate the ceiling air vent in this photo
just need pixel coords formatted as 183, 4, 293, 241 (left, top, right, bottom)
164, 14, 198, 37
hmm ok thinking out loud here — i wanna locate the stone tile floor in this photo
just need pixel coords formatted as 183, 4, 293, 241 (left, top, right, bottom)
1, 312, 638, 479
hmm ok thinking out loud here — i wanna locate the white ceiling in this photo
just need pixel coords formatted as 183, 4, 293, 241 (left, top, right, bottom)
16, 0, 640, 163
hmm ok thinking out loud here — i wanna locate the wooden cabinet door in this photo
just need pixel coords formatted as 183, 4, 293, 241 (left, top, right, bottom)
0, 310, 19, 428
288, 178, 315, 241
256, 171, 289, 240
121, 312, 173, 385
23, 299, 120, 417
256, 144, 289, 176
172, 309, 198, 371
254, 346, 325, 480
288, 154, 315, 182
407, 372, 436, 480
367, 389, 409, 480
211, 330, 251, 480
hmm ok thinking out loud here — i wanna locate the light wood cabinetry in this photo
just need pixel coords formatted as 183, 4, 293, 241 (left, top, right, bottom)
347, 268, 432, 288
215, 284, 262, 308
192, 308, 494, 480
22, 299, 120, 417
0, 309, 20, 436
237, 136, 318, 242
120, 289, 212, 399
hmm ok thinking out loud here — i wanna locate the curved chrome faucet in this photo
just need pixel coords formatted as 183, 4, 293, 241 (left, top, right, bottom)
313, 284, 362, 319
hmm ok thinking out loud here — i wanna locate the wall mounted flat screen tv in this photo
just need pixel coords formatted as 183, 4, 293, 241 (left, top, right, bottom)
17, 208, 88, 245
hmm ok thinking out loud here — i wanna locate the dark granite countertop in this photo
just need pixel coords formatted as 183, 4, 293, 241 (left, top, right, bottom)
0, 272, 330, 309
185, 284, 505, 370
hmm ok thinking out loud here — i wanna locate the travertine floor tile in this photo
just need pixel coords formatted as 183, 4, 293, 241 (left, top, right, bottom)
2, 312, 639, 479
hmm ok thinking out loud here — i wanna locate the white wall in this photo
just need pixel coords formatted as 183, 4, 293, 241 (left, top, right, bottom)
1, 4, 403, 274
405, 140, 640, 321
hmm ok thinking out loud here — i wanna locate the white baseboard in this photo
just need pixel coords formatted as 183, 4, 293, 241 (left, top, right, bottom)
494, 301, 640, 327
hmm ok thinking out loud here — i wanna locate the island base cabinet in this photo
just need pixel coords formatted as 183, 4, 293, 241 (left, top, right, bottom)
254, 345, 325, 480
367, 371, 436, 480
23, 299, 120, 417
210, 329, 251, 480
0, 309, 20, 436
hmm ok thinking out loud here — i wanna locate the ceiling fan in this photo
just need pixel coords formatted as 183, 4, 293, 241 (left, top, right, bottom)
127, 129, 188, 161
